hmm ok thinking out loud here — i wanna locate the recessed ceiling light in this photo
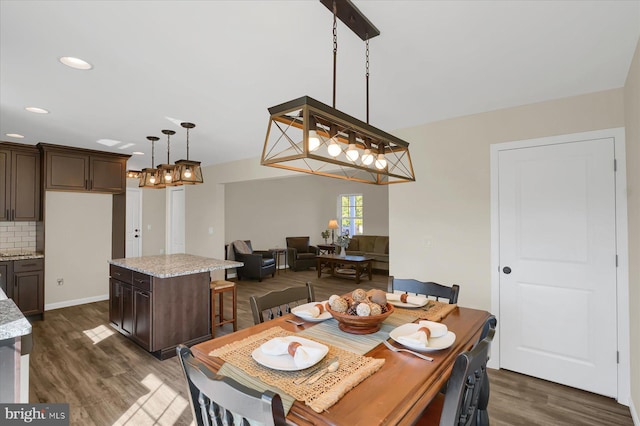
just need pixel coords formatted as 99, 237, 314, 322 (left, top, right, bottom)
25, 107, 49, 114
5, 133, 25, 139
119, 143, 134, 149
96, 139, 121, 147
132, 151, 144, 155
59, 56, 93, 70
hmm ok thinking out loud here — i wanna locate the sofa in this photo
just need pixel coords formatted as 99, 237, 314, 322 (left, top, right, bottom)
345, 235, 389, 271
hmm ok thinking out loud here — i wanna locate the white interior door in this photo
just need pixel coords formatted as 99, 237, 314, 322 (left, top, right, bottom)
125, 188, 141, 258
498, 137, 618, 397
166, 186, 185, 254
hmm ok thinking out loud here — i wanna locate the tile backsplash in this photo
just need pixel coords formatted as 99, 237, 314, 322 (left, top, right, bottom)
0, 221, 37, 251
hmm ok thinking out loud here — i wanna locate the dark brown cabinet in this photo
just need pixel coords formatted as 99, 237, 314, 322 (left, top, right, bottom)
0, 143, 41, 221
0, 261, 11, 297
109, 265, 153, 350
39, 144, 129, 194
10, 259, 44, 317
108, 264, 210, 359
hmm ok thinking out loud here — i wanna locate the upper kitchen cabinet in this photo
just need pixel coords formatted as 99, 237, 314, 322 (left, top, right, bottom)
0, 142, 41, 221
39, 144, 130, 194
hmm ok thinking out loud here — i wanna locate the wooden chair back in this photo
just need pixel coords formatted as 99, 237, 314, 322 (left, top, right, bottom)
440, 327, 495, 426
177, 345, 287, 426
475, 315, 497, 426
388, 276, 460, 304
250, 282, 315, 324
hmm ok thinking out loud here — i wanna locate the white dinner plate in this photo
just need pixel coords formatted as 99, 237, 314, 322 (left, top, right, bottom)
387, 298, 429, 308
389, 323, 456, 352
291, 301, 332, 322
251, 336, 329, 371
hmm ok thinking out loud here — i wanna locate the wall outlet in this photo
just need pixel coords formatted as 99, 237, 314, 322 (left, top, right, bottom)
208, 227, 214, 235
57, 278, 64, 286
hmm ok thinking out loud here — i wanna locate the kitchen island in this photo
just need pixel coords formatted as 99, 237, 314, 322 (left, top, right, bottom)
108, 254, 242, 360
0, 288, 32, 402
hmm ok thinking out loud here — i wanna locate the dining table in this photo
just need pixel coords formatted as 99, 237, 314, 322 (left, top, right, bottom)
191, 304, 490, 425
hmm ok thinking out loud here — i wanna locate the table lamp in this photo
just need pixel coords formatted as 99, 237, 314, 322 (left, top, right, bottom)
328, 219, 339, 243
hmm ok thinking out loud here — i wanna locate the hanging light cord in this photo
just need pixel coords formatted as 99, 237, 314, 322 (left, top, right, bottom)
166, 133, 171, 163
186, 127, 190, 160
332, 1, 338, 109
151, 140, 155, 167
366, 36, 370, 124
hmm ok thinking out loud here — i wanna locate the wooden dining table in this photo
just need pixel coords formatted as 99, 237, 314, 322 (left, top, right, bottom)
191, 306, 490, 425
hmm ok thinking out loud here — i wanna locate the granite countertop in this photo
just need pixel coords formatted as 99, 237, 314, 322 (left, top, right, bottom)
0, 288, 32, 340
0, 251, 44, 261
109, 253, 243, 279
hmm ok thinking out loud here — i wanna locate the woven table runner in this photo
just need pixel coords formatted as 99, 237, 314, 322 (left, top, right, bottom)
209, 327, 385, 413
299, 312, 410, 355
393, 300, 458, 321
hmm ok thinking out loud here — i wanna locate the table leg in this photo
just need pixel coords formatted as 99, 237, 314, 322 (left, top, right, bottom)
355, 264, 361, 284
317, 258, 322, 278
368, 260, 373, 281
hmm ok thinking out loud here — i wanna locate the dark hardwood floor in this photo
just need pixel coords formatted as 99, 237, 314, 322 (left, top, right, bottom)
28, 269, 633, 425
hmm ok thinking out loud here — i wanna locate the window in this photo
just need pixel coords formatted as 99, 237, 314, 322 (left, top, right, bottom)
339, 194, 363, 236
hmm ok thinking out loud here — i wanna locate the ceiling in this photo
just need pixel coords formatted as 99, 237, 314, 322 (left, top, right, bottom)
1, 1, 639, 172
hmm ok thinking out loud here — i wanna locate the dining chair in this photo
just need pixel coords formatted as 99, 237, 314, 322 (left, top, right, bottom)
475, 315, 497, 426
415, 326, 495, 426
250, 282, 315, 324
177, 344, 287, 426
388, 276, 460, 304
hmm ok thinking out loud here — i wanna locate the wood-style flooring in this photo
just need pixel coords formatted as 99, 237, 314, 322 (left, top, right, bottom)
28, 270, 633, 425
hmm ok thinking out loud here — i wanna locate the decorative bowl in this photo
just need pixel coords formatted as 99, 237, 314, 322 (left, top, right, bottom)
325, 301, 394, 334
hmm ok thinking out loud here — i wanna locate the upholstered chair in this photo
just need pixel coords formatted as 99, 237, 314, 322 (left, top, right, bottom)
285, 237, 319, 271
232, 240, 276, 282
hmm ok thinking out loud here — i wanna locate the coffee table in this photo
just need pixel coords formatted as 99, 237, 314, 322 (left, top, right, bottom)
316, 254, 373, 284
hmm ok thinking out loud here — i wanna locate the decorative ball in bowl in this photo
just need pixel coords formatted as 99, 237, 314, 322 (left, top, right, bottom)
325, 302, 394, 335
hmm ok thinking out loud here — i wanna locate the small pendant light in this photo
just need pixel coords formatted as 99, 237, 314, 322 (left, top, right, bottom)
157, 129, 178, 186
139, 136, 164, 188
173, 122, 204, 185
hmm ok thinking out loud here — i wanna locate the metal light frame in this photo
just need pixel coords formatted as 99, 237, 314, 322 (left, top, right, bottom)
139, 136, 165, 188
261, 0, 415, 185
173, 122, 204, 185
157, 129, 179, 187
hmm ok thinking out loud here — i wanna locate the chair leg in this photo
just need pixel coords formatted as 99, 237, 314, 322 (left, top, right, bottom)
232, 284, 237, 332
219, 291, 224, 323
211, 289, 216, 338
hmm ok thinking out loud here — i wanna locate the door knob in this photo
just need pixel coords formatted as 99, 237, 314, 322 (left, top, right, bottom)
134, 235, 139, 238
502, 266, 512, 274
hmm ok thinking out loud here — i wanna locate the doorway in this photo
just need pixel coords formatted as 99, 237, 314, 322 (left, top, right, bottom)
125, 188, 142, 258
490, 128, 629, 403
166, 186, 185, 254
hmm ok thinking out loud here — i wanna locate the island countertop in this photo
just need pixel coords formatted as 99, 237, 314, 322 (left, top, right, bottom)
0, 288, 32, 340
108, 253, 243, 278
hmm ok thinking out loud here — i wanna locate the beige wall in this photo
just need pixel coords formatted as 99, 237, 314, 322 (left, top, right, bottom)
224, 174, 389, 250
44, 191, 112, 307
624, 38, 640, 420
390, 88, 625, 310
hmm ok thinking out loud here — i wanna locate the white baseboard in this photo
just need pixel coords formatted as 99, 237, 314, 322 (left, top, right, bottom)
630, 394, 639, 426
45, 294, 109, 311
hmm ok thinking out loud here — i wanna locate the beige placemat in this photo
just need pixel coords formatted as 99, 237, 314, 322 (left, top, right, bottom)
209, 327, 385, 413
394, 300, 458, 321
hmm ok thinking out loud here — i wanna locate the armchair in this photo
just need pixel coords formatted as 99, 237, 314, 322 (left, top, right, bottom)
232, 240, 276, 282
285, 237, 319, 271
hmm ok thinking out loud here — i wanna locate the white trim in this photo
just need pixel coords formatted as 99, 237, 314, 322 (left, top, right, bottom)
489, 127, 630, 404
45, 294, 109, 311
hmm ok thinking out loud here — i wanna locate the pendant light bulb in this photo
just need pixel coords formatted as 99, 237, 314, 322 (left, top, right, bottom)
184, 167, 192, 178
375, 153, 387, 169
327, 139, 341, 157
308, 130, 321, 152
149, 175, 156, 184
362, 149, 374, 165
